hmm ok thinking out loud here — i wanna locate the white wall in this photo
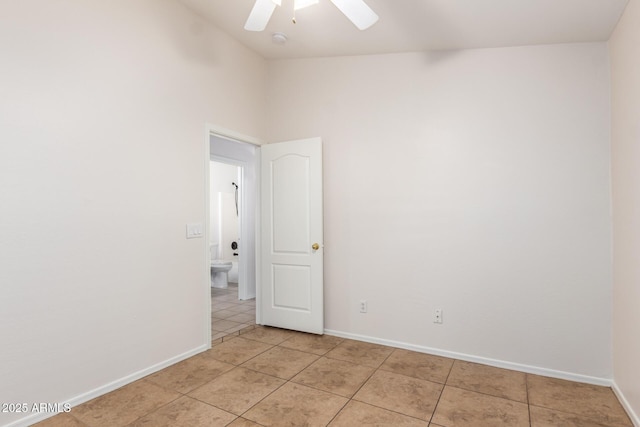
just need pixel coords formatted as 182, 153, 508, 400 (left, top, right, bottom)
266, 44, 613, 380
0, 1, 265, 425
210, 162, 240, 198
210, 161, 240, 258
610, 0, 640, 422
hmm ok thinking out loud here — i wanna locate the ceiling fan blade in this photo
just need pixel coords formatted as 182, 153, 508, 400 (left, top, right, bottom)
329, 0, 379, 30
244, 0, 277, 32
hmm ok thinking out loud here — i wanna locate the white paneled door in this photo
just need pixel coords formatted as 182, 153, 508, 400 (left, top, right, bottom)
260, 138, 323, 334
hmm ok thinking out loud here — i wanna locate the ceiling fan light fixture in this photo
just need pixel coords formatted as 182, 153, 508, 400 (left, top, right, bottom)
245, 0, 378, 32
245, 0, 278, 31
294, 0, 319, 11
329, 0, 379, 30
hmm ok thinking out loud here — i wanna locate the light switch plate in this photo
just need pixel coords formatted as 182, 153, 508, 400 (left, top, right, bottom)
186, 223, 203, 239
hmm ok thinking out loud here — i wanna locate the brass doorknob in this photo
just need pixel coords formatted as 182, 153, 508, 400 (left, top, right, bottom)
312, 243, 320, 250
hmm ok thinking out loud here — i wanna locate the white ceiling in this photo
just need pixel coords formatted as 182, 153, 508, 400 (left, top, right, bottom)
178, 0, 628, 59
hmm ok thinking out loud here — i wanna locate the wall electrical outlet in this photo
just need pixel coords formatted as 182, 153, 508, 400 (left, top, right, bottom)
359, 300, 367, 313
434, 309, 443, 324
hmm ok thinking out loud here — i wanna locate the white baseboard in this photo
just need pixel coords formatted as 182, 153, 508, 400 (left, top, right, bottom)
324, 329, 612, 387
613, 382, 640, 426
3, 344, 209, 427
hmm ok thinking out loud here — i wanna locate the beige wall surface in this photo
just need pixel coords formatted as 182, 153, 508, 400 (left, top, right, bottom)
610, 0, 640, 423
0, 1, 265, 425
266, 44, 613, 380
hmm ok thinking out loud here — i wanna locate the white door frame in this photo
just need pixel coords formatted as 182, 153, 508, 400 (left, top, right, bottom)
204, 124, 262, 346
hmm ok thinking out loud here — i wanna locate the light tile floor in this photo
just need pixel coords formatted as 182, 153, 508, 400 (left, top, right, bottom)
210, 283, 258, 341
36, 285, 633, 427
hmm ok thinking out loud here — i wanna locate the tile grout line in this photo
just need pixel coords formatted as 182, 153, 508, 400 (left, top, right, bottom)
324, 345, 435, 425
526, 373, 532, 426
121, 383, 185, 427
183, 355, 274, 425
427, 354, 456, 424
227, 336, 399, 426
211, 288, 256, 342
212, 332, 289, 425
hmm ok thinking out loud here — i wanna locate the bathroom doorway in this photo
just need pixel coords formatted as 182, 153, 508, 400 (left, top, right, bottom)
209, 160, 256, 340
207, 132, 258, 300
209, 160, 242, 288
206, 129, 258, 344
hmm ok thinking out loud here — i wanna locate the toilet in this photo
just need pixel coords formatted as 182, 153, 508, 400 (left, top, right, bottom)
210, 244, 232, 289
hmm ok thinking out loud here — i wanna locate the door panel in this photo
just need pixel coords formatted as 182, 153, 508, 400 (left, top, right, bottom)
272, 154, 310, 253
272, 264, 311, 310
260, 138, 323, 334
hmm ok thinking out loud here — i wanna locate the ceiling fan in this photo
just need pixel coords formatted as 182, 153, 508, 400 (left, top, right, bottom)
244, 0, 379, 32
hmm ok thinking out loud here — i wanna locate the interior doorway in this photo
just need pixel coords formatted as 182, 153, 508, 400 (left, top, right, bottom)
208, 132, 258, 302
207, 129, 259, 343
204, 127, 324, 343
